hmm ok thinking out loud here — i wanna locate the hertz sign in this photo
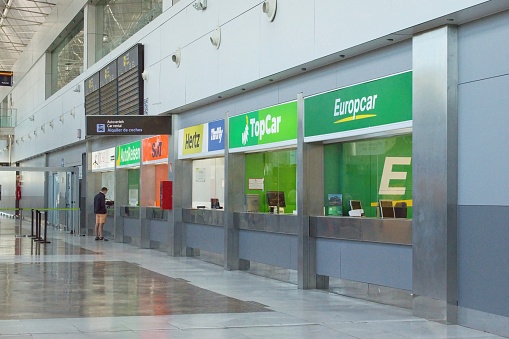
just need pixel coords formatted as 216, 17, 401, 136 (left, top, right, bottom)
0, 71, 13, 87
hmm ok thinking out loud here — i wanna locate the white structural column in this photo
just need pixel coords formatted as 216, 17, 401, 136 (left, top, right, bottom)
84, 3, 97, 70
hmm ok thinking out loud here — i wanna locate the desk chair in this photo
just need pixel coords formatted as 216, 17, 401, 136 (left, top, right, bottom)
394, 201, 407, 218
379, 200, 395, 218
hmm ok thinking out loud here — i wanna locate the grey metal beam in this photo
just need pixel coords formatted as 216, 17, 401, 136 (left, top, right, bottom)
0, 166, 78, 173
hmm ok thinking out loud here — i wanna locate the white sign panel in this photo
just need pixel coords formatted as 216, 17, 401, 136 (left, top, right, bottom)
91, 147, 115, 172
248, 178, 264, 190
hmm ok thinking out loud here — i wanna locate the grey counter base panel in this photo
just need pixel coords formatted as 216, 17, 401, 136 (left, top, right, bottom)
247, 261, 298, 285
239, 229, 298, 270
316, 238, 412, 291
189, 249, 224, 267
328, 277, 412, 310
185, 223, 224, 255
458, 306, 509, 338
149, 219, 169, 245
123, 218, 140, 246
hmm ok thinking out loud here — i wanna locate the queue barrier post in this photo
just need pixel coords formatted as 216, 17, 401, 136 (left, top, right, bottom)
34, 210, 42, 242
41, 211, 51, 244
28, 209, 36, 238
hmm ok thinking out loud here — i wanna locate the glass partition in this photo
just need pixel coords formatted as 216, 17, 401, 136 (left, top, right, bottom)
323, 134, 412, 218
95, 0, 162, 61
127, 168, 140, 206
191, 157, 224, 209
245, 149, 297, 214
50, 21, 84, 94
141, 164, 168, 207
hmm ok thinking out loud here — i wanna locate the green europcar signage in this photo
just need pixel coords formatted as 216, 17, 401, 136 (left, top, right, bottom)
229, 101, 298, 152
116, 140, 141, 167
304, 71, 412, 141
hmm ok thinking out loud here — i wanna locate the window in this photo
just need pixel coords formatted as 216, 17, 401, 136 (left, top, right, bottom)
191, 158, 224, 209
50, 21, 84, 95
324, 135, 412, 218
245, 149, 297, 214
95, 0, 162, 61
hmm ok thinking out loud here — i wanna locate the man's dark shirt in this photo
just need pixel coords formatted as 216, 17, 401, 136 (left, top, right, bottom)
94, 192, 107, 214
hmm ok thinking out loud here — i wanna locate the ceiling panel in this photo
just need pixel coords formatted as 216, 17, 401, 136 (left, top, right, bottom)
0, 0, 56, 70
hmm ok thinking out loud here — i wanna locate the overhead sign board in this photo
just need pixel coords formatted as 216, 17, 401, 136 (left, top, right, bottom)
86, 115, 172, 136
0, 71, 13, 87
91, 147, 116, 172
177, 119, 225, 159
304, 71, 412, 142
142, 135, 169, 164
116, 140, 141, 168
228, 101, 297, 153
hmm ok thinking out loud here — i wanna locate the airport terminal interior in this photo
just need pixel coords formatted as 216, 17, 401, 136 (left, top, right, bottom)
1, 0, 509, 338
0, 217, 504, 338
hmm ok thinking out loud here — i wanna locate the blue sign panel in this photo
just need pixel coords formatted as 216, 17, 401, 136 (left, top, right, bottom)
208, 119, 224, 152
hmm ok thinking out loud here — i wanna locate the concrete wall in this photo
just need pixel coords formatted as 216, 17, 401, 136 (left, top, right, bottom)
456, 10, 509, 335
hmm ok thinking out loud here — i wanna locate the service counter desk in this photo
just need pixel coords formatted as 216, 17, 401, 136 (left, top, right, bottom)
235, 212, 299, 271
115, 206, 169, 250
103, 207, 115, 237
310, 216, 412, 291
182, 208, 225, 257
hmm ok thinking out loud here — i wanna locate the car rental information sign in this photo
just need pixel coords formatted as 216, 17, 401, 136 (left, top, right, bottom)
86, 115, 172, 136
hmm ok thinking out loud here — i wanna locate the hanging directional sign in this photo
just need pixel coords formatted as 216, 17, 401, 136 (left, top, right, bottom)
86, 115, 172, 136
0, 71, 13, 87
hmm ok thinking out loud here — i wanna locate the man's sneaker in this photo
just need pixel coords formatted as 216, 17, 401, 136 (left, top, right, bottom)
95, 237, 100, 241
100, 237, 109, 241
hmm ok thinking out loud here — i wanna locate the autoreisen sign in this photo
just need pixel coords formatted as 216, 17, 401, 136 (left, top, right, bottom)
86, 115, 172, 136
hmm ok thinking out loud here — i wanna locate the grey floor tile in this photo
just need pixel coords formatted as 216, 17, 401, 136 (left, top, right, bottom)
0, 220, 506, 339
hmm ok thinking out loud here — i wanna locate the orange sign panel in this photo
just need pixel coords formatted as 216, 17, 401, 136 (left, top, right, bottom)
142, 135, 169, 164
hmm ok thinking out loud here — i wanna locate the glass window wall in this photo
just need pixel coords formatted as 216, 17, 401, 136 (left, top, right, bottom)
324, 134, 412, 218
50, 21, 84, 95
95, 0, 162, 61
191, 158, 224, 209
245, 149, 297, 214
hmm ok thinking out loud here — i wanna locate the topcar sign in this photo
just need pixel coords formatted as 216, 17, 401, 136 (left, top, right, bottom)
86, 115, 172, 136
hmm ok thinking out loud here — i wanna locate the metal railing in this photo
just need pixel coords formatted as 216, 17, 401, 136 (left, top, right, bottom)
0, 108, 17, 128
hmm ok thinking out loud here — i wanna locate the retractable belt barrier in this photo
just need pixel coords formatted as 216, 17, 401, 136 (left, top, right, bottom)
0, 208, 80, 240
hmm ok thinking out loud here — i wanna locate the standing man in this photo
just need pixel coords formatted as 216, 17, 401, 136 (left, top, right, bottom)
94, 187, 109, 241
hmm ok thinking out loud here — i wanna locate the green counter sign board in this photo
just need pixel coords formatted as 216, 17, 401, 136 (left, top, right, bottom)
229, 101, 298, 152
116, 140, 141, 167
304, 71, 412, 142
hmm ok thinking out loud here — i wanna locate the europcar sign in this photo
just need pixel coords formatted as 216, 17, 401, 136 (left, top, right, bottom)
304, 71, 412, 142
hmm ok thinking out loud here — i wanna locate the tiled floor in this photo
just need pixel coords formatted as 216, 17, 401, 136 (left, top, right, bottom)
0, 217, 503, 338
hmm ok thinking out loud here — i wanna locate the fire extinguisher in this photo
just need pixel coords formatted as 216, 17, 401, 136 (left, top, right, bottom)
16, 186, 21, 200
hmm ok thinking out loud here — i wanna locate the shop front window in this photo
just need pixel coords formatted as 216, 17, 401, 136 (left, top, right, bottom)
95, 0, 162, 61
191, 157, 224, 209
324, 134, 412, 218
245, 149, 297, 214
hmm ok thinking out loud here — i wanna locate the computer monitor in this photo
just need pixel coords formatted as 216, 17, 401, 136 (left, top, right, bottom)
210, 198, 221, 209
350, 200, 362, 210
266, 191, 286, 208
